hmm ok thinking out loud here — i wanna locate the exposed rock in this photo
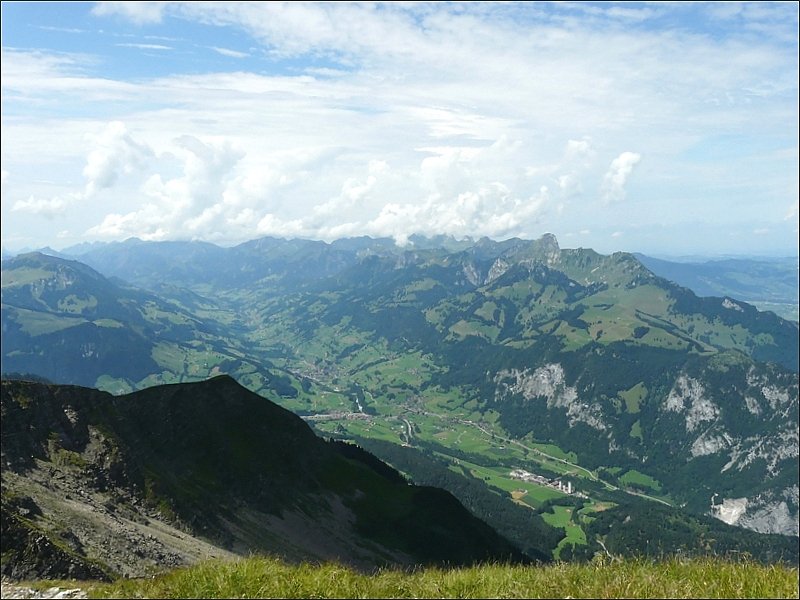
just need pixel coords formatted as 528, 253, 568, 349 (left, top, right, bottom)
743, 395, 762, 416
1, 499, 111, 582
486, 258, 510, 284
711, 497, 748, 526
722, 298, 744, 312
494, 364, 606, 431
711, 489, 800, 537
663, 375, 718, 432
691, 431, 732, 458
722, 427, 799, 475
0, 581, 87, 599
537, 233, 561, 266
761, 384, 791, 411
738, 500, 798, 537
462, 262, 482, 287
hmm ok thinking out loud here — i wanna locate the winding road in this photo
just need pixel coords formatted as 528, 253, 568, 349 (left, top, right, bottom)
459, 418, 673, 507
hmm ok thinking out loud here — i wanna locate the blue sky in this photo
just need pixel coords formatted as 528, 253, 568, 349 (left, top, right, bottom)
1, 1, 798, 256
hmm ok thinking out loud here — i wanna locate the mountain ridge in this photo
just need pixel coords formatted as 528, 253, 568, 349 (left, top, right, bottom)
1, 376, 530, 581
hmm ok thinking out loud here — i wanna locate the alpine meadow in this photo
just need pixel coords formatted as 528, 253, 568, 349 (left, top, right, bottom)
1, 2, 798, 599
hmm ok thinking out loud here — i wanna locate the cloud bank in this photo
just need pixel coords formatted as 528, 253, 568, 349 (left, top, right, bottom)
2, 2, 797, 255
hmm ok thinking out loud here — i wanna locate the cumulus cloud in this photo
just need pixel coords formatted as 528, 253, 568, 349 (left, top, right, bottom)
87, 133, 244, 241
312, 160, 388, 219
360, 182, 550, 244
83, 136, 364, 243
7, 121, 152, 217
11, 193, 81, 217
83, 121, 153, 198
3, 3, 797, 255
166, 139, 545, 244
601, 152, 641, 204
86, 207, 169, 241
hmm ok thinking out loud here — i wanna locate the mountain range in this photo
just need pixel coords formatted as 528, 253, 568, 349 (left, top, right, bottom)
633, 253, 799, 322
1, 233, 798, 568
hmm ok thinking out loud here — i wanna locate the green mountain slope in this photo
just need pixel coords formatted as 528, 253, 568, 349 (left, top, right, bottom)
0, 253, 294, 398
634, 253, 799, 321
1, 376, 528, 581
2, 235, 797, 545
223, 235, 798, 538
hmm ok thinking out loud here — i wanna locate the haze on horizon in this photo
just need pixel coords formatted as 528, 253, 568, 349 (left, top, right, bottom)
1, 1, 798, 257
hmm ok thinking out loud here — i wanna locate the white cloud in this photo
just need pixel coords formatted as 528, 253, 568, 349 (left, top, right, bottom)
359, 182, 550, 244
211, 46, 250, 59
312, 160, 387, 219
601, 152, 641, 204
0, 48, 138, 104
91, 2, 168, 25
179, 2, 427, 60
2, 3, 798, 255
115, 43, 173, 51
256, 213, 307, 238
8, 121, 153, 216
83, 121, 153, 197
38, 26, 89, 34
86, 208, 169, 241
554, 138, 596, 199
11, 193, 81, 217
564, 138, 594, 163
84, 132, 245, 241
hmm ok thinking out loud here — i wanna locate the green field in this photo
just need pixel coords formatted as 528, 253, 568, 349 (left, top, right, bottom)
8, 307, 86, 336
1, 266, 53, 287
619, 469, 662, 492
271, 338, 671, 555
618, 383, 647, 414
541, 505, 587, 559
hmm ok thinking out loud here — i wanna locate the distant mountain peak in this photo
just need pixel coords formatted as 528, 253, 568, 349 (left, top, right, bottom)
539, 232, 559, 249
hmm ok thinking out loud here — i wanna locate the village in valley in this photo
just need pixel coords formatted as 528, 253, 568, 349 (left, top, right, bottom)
509, 468, 586, 497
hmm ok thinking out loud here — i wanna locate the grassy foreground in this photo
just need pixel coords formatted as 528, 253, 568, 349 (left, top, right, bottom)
80, 555, 799, 599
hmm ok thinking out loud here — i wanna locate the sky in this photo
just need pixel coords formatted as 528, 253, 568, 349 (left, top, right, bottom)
1, 1, 798, 257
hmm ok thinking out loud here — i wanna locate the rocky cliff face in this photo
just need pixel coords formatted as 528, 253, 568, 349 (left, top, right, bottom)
494, 364, 606, 431
492, 353, 799, 536
1, 377, 526, 581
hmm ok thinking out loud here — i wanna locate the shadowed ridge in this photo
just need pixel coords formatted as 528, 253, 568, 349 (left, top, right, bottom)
1, 377, 529, 581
